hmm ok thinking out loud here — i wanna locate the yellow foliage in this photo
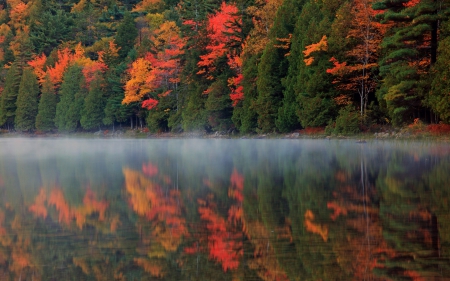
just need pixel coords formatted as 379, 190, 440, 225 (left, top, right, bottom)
122, 58, 155, 105
71, 0, 87, 13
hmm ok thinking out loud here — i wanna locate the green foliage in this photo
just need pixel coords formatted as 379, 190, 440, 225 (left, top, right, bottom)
30, 9, 74, 55
14, 68, 39, 131
55, 65, 84, 132
0, 63, 21, 129
81, 74, 105, 130
255, 44, 284, 133
332, 105, 360, 135
36, 75, 58, 132
205, 77, 233, 132
428, 20, 450, 123
115, 12, 138, 58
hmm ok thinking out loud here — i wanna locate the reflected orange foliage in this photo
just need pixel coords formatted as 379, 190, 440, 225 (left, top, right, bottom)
47, 187, 109, 229
229, 169, 244, 202
123, 168, 187, 252
246, 221, 290, 281
197, 195, 243, 271
142, 162, 159, 177
135, 258, 165, 277
73, 257, 90, 275
0, 210, 5, 236
48, 188, 71, 225
29, 188, 48, 218
11, 249, 30, 272
304, 210, 328, 241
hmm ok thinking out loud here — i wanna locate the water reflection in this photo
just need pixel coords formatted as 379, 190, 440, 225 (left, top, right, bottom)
0, 138, 449, 280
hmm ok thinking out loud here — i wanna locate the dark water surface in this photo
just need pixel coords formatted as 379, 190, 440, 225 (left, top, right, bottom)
1, 138, 450, 280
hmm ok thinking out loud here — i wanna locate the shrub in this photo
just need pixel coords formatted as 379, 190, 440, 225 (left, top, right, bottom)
333, 106, 360, 135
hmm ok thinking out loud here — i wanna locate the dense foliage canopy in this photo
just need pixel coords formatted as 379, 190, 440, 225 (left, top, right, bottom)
0, 0, 448, 133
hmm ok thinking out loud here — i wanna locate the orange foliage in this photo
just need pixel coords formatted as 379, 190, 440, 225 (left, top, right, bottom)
427, 123, 450, 135
300, 127, 325, 135
198, 196, 243, 271
82, 189, 108, 221
403, 0, 420, 7
46, 44, 85, 86
274, 34, 292, 56
123, 168, 187, 252
327, 201, 348, 220
245, 221, 290, 281
228, 168, 244, 202
228, 74, 244, 106
134, 258, 165, 277
28, 54, 48, 85
0, 210, 5, 236
48, 187, 110, 229
81, 60, 108, 89
48, 188, 71, 225
304, 210, 328, 241
142, 162, 159, 177
11, 249, 30, 272
29, 188, 48, 218
197, 2, 241, 77
73, 257, 90, 275
303, 35, 328, 66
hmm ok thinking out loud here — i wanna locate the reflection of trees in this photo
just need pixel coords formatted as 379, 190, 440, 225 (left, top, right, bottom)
0, 140, 450, 279
374, 148, 450, 280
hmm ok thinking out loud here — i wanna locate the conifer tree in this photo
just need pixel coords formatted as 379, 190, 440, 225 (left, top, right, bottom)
116, 12, 138, 59
373, 0, 444, 125
55, 65, 83, 132
35, 75, 58, 131
15, 68, 39, 131
81, 72, 105, 130
0, 63, 21, 130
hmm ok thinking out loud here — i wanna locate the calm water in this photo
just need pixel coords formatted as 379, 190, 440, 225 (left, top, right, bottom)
0, 138, 450, 280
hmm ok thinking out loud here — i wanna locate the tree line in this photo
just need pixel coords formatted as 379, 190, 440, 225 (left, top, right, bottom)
0, 0, 448, 133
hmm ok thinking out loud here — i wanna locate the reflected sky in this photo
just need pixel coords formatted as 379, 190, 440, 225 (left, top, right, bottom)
0, 138, 449, 280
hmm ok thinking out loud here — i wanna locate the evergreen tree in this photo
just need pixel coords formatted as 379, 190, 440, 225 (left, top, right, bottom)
55, 65, 83, 132
35, 75, 58, 131
30, 9, 74, 55
15, 68, 39, 131
115, 12, 138, 59
205, 77, 233, 132
81, 73, 105, 130
373, 0, 445, 125
428, 17, 450, 123
0, 63, 21, 130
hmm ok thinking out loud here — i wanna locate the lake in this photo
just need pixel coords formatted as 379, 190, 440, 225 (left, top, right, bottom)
0, 138, 449, 280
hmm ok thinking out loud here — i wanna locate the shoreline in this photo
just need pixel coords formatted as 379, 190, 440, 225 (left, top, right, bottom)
1, 128, 450, 142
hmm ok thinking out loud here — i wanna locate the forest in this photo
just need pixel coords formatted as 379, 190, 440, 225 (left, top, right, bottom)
0, 0, 448, 134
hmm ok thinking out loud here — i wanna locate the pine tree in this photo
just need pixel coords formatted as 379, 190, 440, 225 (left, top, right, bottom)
15, 68, 39, 131
55, 65, 83, 132
373, 0, 444, 125
115, 12, 138, 59
81, 73, 105, 130
35, 75, 58, 131
0, 63, 21, 130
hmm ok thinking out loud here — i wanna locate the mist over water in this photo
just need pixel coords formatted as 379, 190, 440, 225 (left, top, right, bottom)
0, 138, 449, 280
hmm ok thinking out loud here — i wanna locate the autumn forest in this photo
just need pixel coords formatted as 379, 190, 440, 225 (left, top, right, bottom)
0, 0, 448, 133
